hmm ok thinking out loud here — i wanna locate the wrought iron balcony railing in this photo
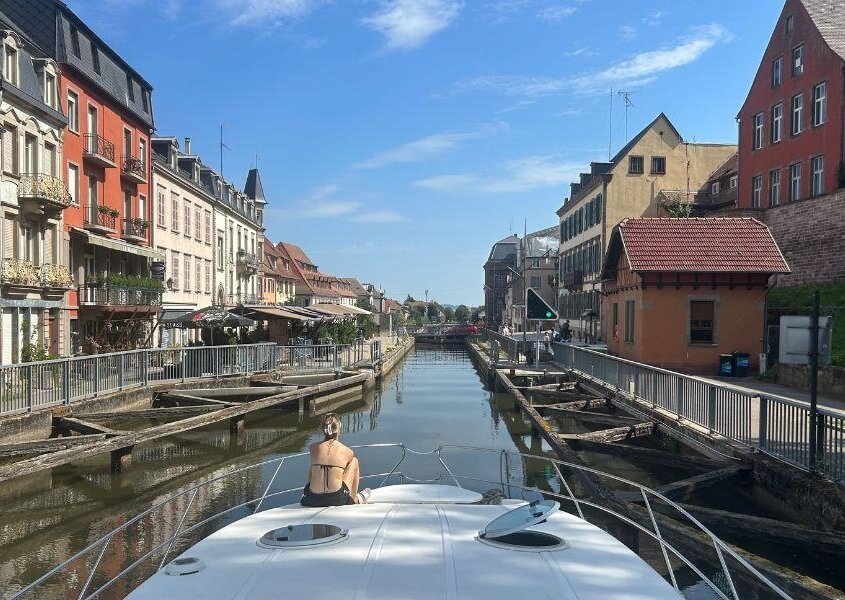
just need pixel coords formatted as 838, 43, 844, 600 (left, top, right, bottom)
78, 284, 163, 307
18, 173, 73, 209
83, 134, 116, 165
83, 204, 117, 233
121, 218, 149, 242
1, 259, 73, 288
237, 251, 259, 273
121, 155, 147, 181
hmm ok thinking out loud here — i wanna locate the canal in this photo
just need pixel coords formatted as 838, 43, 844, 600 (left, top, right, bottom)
0, 347, 833, 599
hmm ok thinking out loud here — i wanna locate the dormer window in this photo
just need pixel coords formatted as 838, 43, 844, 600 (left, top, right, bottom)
4, 43, 17, 85
126, 74, 135, 102
91, 43, 100, 74
44, 71, 56, 109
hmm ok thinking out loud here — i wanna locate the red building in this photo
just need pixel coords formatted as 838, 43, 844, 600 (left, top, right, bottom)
737, 0, 844, 209
5, 0, 161, 351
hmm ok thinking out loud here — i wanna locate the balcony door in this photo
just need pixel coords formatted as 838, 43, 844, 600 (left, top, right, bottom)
18, 221, 40, 263
23, 134, 36, 175
87, 174, 98, 220
123, 129, 132, 159
87, 105, 98, 136
124, 189, 132, 221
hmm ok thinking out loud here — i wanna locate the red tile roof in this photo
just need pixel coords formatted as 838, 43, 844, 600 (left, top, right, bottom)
614, 218, 790, 274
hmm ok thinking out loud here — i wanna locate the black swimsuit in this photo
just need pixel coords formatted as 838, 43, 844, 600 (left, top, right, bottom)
301, 463, 354, 507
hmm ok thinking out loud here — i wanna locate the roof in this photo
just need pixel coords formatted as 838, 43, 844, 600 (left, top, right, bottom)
801, 0, 845, 60
340, 277, 368, 296
278, 242, 317, 270
603, 218, 790, 275
609, 113, 681, 165
244, 168, 267, 205
486, 235, 519, 263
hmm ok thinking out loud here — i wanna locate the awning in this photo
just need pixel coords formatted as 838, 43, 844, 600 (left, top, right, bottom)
241, 305, 315, 321
71, 227, 165, 261
160, 309, 192, 323
310, 303, 369, 317
166, 306, 255, 327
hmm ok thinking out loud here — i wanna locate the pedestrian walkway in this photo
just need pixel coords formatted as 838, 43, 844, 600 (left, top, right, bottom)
695, 375, 845, 415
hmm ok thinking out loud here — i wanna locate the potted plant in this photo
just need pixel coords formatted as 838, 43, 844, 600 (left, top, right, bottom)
98, 205, 119, 218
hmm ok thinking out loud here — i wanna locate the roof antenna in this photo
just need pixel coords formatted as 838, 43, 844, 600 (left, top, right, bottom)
253, 152, 260, 169
219, 124, 230, 176
608, 87, 613, 160
618, 91, 635, 143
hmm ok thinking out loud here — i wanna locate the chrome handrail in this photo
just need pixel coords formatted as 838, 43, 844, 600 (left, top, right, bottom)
9, 443, 791, 600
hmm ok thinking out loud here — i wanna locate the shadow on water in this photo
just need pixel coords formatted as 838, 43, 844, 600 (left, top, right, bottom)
0, 347, 827, 599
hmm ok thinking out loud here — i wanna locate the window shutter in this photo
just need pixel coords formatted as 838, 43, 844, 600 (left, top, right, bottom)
3, 216, 13, 258
2, 128, 14, 173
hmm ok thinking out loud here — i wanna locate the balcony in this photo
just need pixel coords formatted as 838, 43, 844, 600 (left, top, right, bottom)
121, 155, 147, 183
237, 250, 259, 274
18, 173, 74, 214
83, 134, 116, 167
1, 259, 73, 290
78, 284, 163, 308
83, 204, 118, 235
121, 218, 149, 244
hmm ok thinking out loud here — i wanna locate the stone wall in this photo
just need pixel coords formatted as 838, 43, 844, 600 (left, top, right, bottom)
775, 363, 845, 397
712, 189, 845, 287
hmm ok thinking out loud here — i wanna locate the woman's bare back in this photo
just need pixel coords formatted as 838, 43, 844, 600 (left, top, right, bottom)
308, 440, 353, 494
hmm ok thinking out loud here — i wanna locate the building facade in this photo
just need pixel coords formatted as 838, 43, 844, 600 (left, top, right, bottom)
737, 0, 844, 211
483, 234, 518, 329
261, 236, 296, 305
556, 113, 736, 340
0, 18, 71, 363
503, 227, 558, 333
601, 218, 790, 374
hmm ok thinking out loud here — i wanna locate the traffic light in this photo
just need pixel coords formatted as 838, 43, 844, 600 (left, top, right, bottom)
525, 288, 558, 321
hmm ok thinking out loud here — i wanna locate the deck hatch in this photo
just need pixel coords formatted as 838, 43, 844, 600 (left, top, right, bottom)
478, 500, 567, 551
164, 557, 206, 576
258, 524, 348, 549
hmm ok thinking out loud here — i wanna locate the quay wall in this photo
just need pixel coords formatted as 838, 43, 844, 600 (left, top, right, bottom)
378, 337, 414, 378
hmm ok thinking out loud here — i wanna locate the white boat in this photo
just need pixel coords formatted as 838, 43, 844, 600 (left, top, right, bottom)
11, 445, 791, 600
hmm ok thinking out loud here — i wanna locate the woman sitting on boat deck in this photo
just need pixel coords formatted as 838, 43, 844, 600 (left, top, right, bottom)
301, 413, 371, 506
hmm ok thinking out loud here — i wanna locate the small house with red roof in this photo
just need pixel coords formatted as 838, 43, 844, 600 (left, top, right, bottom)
600, 218, 790, 374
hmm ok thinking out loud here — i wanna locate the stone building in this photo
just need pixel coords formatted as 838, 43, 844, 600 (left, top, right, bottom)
483, 234, 518, 329
503, 227, 558, 333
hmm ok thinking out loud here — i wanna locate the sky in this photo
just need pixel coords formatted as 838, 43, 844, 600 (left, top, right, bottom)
66, 0, 785, 306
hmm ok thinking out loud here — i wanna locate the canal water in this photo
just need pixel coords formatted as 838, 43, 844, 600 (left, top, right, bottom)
0, 347, 816, 599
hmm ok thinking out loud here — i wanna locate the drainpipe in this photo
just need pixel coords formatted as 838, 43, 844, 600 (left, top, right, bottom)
762, 274, 777, 374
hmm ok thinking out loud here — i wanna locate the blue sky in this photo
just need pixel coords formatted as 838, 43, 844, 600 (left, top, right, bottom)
68, 0, 783, 306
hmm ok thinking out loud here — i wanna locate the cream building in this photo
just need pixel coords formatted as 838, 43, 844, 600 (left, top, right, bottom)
0, 25, 72, 363
150, 137, 215, 346
556, 113, 737, 341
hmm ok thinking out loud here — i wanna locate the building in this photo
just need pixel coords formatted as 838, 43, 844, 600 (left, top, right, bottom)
261, 236, 296, 305
693, 153, 739, 212
211, 167, 264, 307
277, 242, 341, 306
360, 282, 385, 313
150, 136, 215, 346
483, 234, 518, 329
5, 0, 164, 352
0, 13, 71, 363
737, 0, 844, 211
556, 113, 736, 340
503, 227, 559, 333
600, 218, 790, 374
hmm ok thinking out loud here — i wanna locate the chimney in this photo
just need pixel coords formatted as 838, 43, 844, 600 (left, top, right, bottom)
184, 137, 192, 155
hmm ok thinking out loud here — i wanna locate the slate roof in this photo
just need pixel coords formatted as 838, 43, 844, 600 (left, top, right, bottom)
244, 168, 267, 205
605, 218, 790, 275
801, 0, 845, 61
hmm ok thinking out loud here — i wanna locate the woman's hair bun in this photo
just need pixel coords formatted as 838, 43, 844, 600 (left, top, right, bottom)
321, 413, 341, 439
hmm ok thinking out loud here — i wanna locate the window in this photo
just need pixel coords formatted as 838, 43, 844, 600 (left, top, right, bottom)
44, 72, 56, 108
612, 303, 619, 340
142, 91, 149, 113
171, 193, 179, 232
205, 211, 212, 244
651, 156, 666, 174
791, 94, 804, 135
67, 164, 79, 205
196, 258, 202, 293
792, 45, 804, 76
729, 175, 737, 189
690, 301, 715, 344
126, 74, 135, 103
4, 44, 17, 85
43, 143, 56, 176
624, 300, 635, 343
184, 202, 191, 236
811, 155, 824, 197
769, 170, 781, 207
751, 175, 762, 208
772, 57, 782, 86
785, 14, 794, 34
530, 276, 541, 289
183, 255, 191, 291
23, 134, 36, 174
217, 234, 224, 269
710, 181, 720, 196
87, 105, 98, 135
139, 195, 146, 223
70, 27, 80, 57
812, 82, 827, 126
87, 174, 98, 208
205, 260, 211, 293
123, 189, 132, 220
157, 188, 166, 228
91, 43, 100, 74
123, 129, 132, 157
628, 156, 644, 174
195, 207, 202, 239
752, 113, 764, 150
67, 90, 79, 132
789, 163, 801, 202
771, 103, 783, 143
139, 138, 147, 164
171, 252, 180, 289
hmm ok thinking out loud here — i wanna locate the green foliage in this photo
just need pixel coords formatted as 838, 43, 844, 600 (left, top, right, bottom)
666, 202, 692, 218
94, 272, 164, 290
455, 304, 470, 323
20, 318, 47, 363
768, 282, 845, 366
443, 306, 455, 322
356, 296, 373, 311
427, 302, 442, 320
470, 307, 481, 323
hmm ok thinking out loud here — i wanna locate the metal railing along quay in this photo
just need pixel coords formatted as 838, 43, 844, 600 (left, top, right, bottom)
550, 341, 845, 483
0, 341, 386, 416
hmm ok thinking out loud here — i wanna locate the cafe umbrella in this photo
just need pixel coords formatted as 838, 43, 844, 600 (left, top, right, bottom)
164, 307, 256, 345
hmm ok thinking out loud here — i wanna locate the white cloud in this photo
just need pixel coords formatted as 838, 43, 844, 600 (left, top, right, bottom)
217, 0, 326, 27
413, 155, 581, 194
291, 185, 407, 223
300, 200, 360, 218
363, 0, 462, 51
351, 210, 408, 223
453, 23, 731, 100
354, 122, 507, 169
564, 46, 596, 57
618, 24, 637, 40
537, 5, 576, 22
642, 10, 664, 26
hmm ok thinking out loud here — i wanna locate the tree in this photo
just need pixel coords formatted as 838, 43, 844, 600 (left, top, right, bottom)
427, 302, 442, 321
356, 296, 373, 312
405, 294, 416, 303
455, 304, 470, 323
443, 306, 455, 322
470, 307, 481, 323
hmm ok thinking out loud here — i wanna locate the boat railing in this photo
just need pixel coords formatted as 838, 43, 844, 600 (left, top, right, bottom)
9, 443, 790, 600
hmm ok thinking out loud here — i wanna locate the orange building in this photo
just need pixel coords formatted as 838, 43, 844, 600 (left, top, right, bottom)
601, 218, 790, 374
6, 0, 162, 351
